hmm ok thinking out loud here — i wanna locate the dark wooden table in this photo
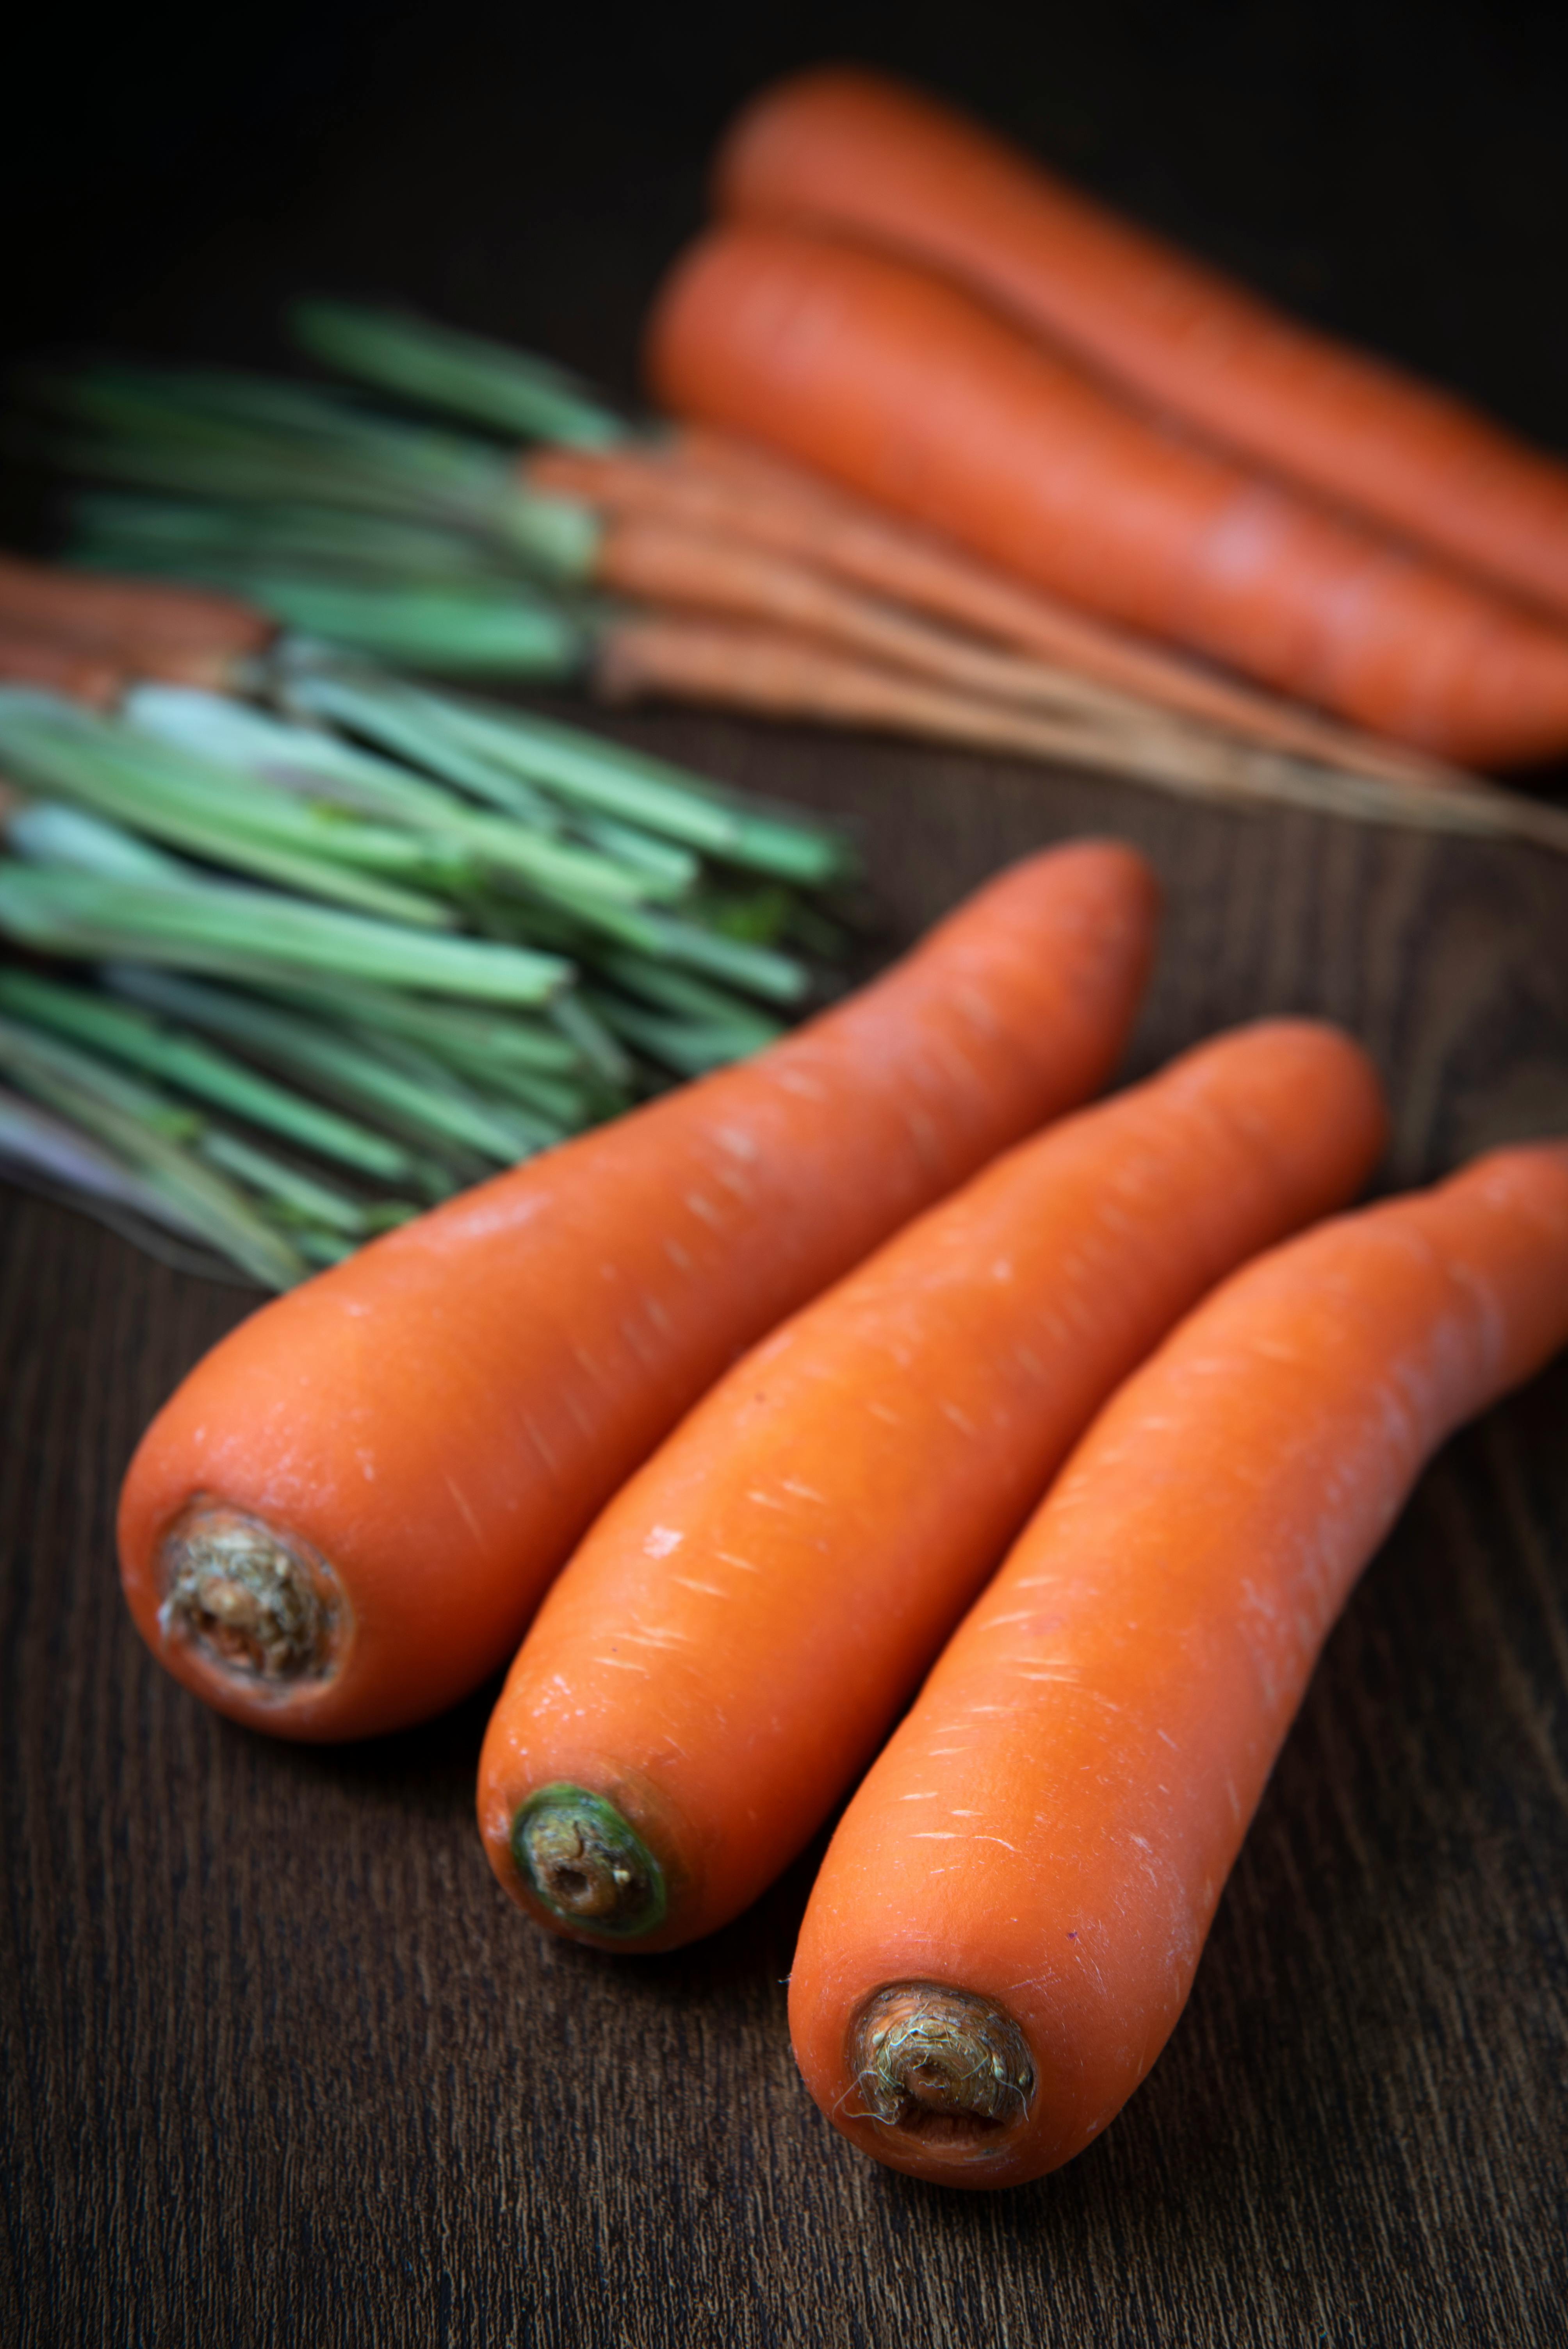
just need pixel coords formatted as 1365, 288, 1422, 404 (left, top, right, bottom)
4, 714, 1567, 2348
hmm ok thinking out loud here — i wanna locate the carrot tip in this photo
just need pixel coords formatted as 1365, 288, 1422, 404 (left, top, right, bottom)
510, 1784, 668, 1940
155, 1505, 347, 1686
850, 1983, 1035, 2147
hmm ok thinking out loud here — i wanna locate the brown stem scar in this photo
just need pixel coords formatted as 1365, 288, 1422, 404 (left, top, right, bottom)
851, 1983, 1035, 2144
157, 1506, 345, 1683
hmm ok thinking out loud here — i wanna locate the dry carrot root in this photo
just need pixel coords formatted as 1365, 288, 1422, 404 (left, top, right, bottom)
529, 439, 1468, 793
117, 841, 1159, 1741
647, 225, 1568, 767
594, 613, 1568, 853
788, 1141, 1568, 2187
478, 1021, 1386, 1951
717, 68, 1568, 626
592, 513, 1143, 723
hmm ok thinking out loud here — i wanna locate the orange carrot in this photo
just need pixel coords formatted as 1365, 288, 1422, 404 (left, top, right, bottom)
592, 511, 1153, 722
596, 615, 1568, 854
719, 69, 1568, 627
789, 1141, 1568, 2188
530, 438, 1469, 794
0, 553, 272, 677
116, 841, 1158, 1742
478, 1020, 1386, 1950
0, 620, 126, 707
647, 225, 1568, 768
595, 613, 1229, 781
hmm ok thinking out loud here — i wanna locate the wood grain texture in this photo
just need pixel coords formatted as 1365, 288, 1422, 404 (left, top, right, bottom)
4, 720, 1567, 2347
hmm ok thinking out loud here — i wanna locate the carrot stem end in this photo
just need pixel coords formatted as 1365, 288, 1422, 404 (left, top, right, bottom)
850, 1982, 1035, 2146
156, 1505, 347, 1682
511, 1784, 668, 1939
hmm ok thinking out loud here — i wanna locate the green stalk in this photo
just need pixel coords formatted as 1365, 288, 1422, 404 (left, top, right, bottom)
195, 1126, 374, 1234
594, 953, 787, 1048
545, 990, 634, 1087
72, 493, 516, 584
291, 298, 631, 449
43, 364, 600, 570
398, 681, 853, 883
124, 683, 672, 906
627, 910, 811, 1003
185, 574, 588, 674
249, 978, 586, 1073
586, 996, 770, 1078
275, 662, 563, 824
0, 1082, 212, 1241
0, 696, 458, 926
253, 983, 596, 1125
294, 1229, 358, 1268
5, 798, 193, 883
102, 969, 541, 1162
0, 866, 570, 1002
122, 681, 558, 834
0, 968, 414, 1181
0, 1014, 306, 1288
278, 663, 851, 884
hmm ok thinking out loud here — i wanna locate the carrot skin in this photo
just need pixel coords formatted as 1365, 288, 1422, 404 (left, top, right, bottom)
0, 554, 271, 663
0, 621, 127, 707
117, 842, 1158, 1742
478, 1020, 1387, 1949
647, 225, 1568, 768
788, 1141, 1568, 2187
718, 69, 1568, 627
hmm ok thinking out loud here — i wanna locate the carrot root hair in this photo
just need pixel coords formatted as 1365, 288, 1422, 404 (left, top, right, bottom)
851, 1983, 1035, 2147
511, 1785, 669, 1939
157, 1505, 347, 1684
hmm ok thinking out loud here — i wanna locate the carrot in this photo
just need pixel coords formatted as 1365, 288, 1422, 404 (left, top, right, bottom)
591, 511, 1155, 724
0, 620, 126, 707
788, 1140, 1568, 2188
0, 553, 272, 676
529, 439, 1470, 795
478, 1019, 1386, 1950
116, 840, 1158, 1741
647, 225, 1568, 769
595, 614, 1568, 855
596, 613, 1225, 780
718, 69, 1568, 627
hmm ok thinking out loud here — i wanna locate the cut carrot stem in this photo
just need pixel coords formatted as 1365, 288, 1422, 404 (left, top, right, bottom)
718, 68, 1568, 626
114, 841, 1159, 1741
477, 1020, 1386, 1950
788, 1140, 1568, 2189
647, 224, 1568, 767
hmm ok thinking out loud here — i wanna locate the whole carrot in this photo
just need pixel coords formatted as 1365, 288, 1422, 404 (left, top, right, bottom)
478, 1020, 1386, 1950
789, 1141, 1568, 2188
116, 841, 1158, 1741
647, 225, 1568, 768
718, 68, 1568, 626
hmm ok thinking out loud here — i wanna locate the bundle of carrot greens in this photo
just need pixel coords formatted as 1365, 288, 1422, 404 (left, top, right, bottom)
0, 634, 852, 1284
13, 299, 1568, 852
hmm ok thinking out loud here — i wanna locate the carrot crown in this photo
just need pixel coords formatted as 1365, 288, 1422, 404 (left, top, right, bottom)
510, 1785, 669, 1941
